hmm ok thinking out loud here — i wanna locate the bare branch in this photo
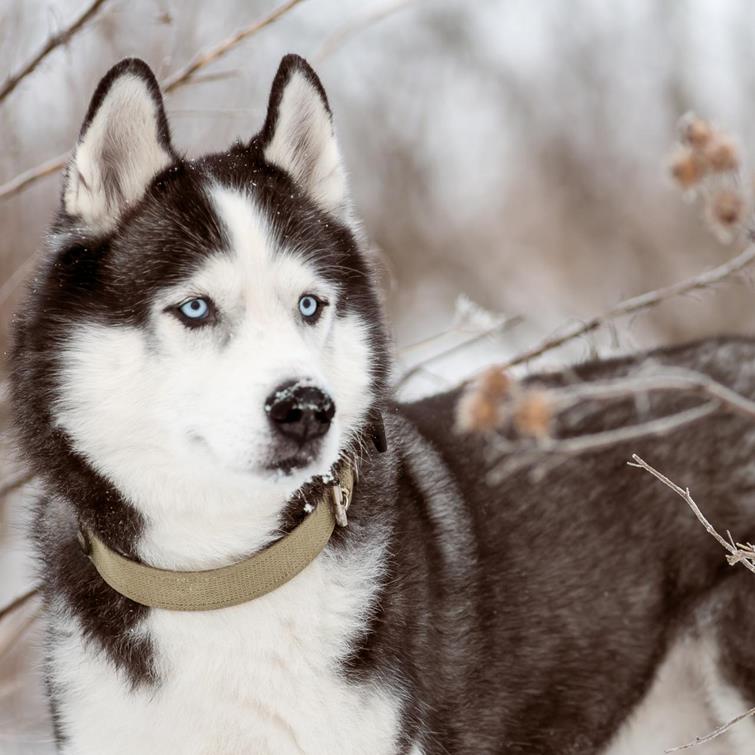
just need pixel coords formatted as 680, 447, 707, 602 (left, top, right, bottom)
626, 456, 755, 750
0, 151, 71, 203
0, 604, 40, 662
476, 365, 755, 480
161, 0, 306, 93
502, 242, 755, 370
628, 454, 755, 574
484, 364, 755, 480
544, 367, 755, 424
0, 0, 110, 105
396, 316, 524, 389
665, 705, 755, 751
0, 0, 307, 202
313, 0, 420, 63
490, 402, 718, 483
0, 470, 34, 500
0, 588, 38, 624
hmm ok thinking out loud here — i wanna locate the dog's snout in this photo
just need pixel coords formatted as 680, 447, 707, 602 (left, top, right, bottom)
265, 382, 335, 443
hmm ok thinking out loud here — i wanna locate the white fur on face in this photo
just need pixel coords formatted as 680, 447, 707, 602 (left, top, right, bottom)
64, 74, 172, 233
53, 186, 373, 569
264, 69, 350, 221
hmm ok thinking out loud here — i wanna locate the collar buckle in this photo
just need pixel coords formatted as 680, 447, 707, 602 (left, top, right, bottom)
329, 479, 352, 528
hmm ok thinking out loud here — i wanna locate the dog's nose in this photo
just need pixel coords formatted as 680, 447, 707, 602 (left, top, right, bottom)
265, 382, 335, 443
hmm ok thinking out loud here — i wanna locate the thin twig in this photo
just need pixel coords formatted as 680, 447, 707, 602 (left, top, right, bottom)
0, 0, 306, 202
545, 367, 755, 424
396, 316, 524, 389
628, 454, 755, 574
0, 470, 35, 500
490, 402, 718, 483
0, 0, 110, 105
313, 0, 420, 63
0, 605, 40, 663
482, 363, 755, 479
0, 151, 71, 203
0, 588, 38, 624
664, 705, 755, 751
628, 457, 755, 750
503, 243, 755, 370
161, 0, 306, 93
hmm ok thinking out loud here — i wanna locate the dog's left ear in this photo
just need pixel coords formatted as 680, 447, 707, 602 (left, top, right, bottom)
259, 55, 350, 221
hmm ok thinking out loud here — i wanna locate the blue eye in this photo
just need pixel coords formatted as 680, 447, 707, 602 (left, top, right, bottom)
178, 297, 211, 322
298, 294, 321, 321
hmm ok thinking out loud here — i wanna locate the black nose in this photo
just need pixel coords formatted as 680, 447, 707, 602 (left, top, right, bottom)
265, 382, 335, 443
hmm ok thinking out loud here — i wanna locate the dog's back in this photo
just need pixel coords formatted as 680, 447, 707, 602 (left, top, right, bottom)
392, 335, 755, 752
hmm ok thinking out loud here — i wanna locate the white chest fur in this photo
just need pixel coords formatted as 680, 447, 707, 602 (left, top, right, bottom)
52, 547, 401, 755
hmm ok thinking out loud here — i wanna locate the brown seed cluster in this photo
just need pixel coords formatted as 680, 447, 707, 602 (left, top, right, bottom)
512, 390, 553, 440
456, 366, 510, 433
668, 113, 749, 241
456, 367, 554, 440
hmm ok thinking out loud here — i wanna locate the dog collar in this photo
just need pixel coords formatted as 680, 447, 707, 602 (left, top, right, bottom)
78, 464, 355, 612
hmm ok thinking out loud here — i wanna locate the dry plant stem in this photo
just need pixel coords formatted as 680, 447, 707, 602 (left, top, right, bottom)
161, 0, 306, 93
0, 588, 38, 624
487, 366, 755, 479
664, 704, 755, 752
0, 151, 71, 203
489, 402, 718, 482
0, 0, 110, 105
628, 460, 755, 751
0, 0, 306, 202
396, 317, 523, 389
551, 369, 755, 423
503, 242, 755, 370
313, 0, 420, 62
0, 470, 35, 500
628, 454, 755, 574
0, 606, 40, 663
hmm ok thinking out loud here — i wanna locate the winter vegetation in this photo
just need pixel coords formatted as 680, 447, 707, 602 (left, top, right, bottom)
4, 1, 755, 753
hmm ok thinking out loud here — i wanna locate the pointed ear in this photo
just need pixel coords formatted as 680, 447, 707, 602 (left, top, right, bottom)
259, 55, 350, 220
63, 58, 175, 233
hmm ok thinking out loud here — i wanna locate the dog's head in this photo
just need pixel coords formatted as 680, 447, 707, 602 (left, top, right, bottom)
13, 56, 390, 537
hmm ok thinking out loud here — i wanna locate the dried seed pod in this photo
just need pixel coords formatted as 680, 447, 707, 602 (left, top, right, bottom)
478, 366, 511, 401
456, 390, 498, 433
704, 136, 739, 173
512, 389, 553, 440
669, 146, 706, 189
678, 114, 713, 149
455, 367, 512, 433
707, 189, 745, 229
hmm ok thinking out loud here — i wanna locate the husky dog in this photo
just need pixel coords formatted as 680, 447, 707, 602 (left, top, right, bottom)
10, 54, 755, 754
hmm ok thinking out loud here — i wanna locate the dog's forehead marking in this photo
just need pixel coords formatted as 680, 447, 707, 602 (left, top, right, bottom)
204, 185, 328, 307
211, 185, 272, 271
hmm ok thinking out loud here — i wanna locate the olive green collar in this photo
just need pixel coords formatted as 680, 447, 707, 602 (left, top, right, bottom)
78, 464, 355, 612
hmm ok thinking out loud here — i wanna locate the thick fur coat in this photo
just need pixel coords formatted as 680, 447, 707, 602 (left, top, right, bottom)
10, 55, 755, 754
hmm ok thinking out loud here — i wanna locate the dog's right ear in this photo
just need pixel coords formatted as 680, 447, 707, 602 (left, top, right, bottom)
63, 58, 175, 233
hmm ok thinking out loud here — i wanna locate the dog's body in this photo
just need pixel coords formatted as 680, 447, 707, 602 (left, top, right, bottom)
10, 55, 755, 754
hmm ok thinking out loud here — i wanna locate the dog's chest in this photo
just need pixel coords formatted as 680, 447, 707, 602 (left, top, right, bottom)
56, 554, 401, 755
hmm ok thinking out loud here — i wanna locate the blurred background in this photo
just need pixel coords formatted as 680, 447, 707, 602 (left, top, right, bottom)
2, 0, 755, 752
